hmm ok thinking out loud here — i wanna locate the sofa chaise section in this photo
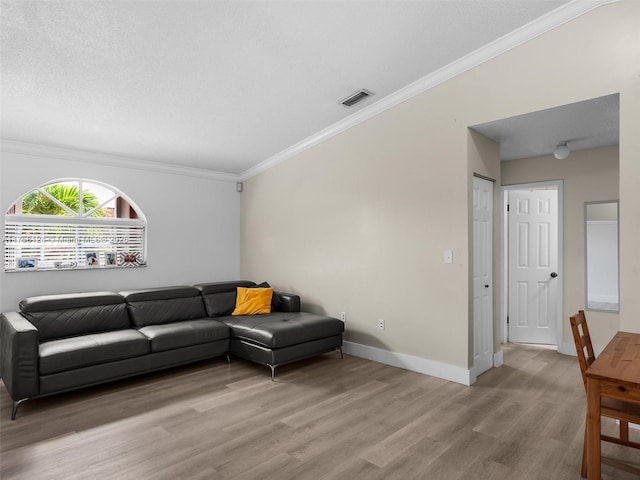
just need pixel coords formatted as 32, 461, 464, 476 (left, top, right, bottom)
196, 281, 344, 380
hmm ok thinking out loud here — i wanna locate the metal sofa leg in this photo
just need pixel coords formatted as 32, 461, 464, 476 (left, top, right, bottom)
269, 364, 277, 381
11, 399, 28, 420
338, 346, 344, 359
225, 353, 231, 364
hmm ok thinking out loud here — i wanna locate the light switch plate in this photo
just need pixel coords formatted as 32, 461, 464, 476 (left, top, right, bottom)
444, 250, 453, 264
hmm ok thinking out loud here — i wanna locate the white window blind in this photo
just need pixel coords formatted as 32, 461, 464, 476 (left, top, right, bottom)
4, 217, 146, 271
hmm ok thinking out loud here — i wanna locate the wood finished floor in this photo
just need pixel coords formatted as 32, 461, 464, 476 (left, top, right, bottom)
1, 344, 639, 480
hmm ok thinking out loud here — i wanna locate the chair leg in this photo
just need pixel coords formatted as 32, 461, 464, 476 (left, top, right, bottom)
620, 421, 629, 442
581, 423, 588, 478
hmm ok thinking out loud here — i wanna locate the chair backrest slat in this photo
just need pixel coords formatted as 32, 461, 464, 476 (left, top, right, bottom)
569, 310, 596, 391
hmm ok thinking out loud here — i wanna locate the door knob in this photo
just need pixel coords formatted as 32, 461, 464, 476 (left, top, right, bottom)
484, 284, 490, 288
550, 272, 558, 278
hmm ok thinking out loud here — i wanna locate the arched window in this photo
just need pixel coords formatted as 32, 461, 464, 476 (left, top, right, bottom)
4, 179, 146, 271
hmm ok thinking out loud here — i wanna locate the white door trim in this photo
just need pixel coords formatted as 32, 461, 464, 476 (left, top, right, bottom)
501, 180, 564, 349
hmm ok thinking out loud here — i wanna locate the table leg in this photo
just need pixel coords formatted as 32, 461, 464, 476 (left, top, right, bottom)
587, 376, 601, 479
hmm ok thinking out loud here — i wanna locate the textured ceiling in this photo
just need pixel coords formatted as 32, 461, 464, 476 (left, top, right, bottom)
1, 0, 584, 175
471, 94, 619, 161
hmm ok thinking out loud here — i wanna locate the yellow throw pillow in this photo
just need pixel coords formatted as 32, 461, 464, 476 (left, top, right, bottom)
232, 287, 273, 315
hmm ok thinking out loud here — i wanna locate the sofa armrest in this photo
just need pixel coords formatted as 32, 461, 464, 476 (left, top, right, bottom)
1, 312, 39, 400
274, 292, 301, 312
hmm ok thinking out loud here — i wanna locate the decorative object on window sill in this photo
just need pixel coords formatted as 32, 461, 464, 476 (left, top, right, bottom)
54, 261, 77, 269
86, 252, 99, 267
105, 252, 117, 267
118, 252, 144, 267
16, 258, 38, 270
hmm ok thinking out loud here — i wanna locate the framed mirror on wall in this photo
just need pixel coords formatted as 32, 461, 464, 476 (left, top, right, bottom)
585, 201, 619, 312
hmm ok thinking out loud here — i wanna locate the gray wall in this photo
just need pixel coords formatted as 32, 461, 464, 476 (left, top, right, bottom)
0, 148, 241, 312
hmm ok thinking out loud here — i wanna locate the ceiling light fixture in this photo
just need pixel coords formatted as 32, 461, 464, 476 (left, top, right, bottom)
553, 143, 570, 160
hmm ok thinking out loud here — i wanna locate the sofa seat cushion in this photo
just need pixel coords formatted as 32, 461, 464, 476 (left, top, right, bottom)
39, 330, 149, 375
220, 312, 344, 349
138, 319, 229, 352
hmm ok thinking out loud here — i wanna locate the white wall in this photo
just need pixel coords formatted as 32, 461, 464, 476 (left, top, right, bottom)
0, 146, 241, 312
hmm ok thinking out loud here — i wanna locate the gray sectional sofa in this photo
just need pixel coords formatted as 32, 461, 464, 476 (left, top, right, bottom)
0, 281, 344, 419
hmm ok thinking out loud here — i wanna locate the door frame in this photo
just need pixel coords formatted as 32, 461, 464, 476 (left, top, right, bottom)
501, 180, 564, 348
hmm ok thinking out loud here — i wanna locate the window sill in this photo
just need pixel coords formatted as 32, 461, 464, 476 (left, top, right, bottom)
5, 264, 147, 273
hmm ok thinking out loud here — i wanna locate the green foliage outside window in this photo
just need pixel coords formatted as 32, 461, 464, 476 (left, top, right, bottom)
21, 184, 109, 217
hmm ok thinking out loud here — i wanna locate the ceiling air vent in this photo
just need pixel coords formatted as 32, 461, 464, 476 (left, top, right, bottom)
341, 89, 373, 107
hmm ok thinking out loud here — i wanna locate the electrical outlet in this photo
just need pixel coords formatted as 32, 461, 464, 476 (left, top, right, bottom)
378, 318, 385, 330
340, 312, 346, 322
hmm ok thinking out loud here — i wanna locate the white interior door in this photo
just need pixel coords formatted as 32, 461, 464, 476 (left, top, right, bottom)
473, 176, 493, 376
508, 188, 559, 344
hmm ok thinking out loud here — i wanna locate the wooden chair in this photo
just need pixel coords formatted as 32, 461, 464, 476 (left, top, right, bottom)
570, 310, 640, 478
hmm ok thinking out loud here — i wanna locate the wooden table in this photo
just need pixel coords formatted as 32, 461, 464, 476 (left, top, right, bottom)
586, 331, 640, 479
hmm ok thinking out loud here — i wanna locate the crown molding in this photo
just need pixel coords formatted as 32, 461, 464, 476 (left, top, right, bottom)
0, 139, 239, 183
239, 0, 619, 182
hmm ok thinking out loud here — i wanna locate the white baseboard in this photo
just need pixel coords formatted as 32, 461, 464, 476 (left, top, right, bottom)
342, 341, 473, 386
558, 341, 604, 357
493, 350, 504, 367
558, 341, 576, 356
342, 340, 609, 387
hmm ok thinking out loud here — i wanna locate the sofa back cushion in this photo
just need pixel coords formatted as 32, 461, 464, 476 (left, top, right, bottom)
19, 292, 128, 342
195, 281, 256, 317
121, 286, 206, 327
